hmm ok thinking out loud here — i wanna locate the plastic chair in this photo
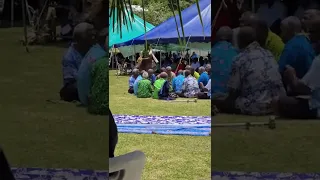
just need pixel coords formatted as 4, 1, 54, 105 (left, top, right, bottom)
109, 151, 146, 180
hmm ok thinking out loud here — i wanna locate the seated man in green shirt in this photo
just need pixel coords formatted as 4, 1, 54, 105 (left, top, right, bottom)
153, 72, 167, 99
137, 71, 153, 98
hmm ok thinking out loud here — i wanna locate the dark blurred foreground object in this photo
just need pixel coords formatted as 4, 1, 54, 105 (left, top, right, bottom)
109, 108, 118, 158
0, 147, 15, 180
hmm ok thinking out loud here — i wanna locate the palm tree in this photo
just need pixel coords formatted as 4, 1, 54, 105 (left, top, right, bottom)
84, 0, 204, 71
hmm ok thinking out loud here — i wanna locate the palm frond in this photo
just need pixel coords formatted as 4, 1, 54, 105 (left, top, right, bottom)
109, 0, 135, 38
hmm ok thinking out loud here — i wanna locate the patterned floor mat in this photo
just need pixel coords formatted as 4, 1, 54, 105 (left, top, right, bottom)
12, 167, 108, 180
114, 115, 211, 136
212, 171, 320, 179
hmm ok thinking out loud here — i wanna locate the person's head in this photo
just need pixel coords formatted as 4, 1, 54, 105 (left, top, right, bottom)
301, 9, 320, 31
184, 70, 191, 77
166, 66, 172, 73
190, 67, 195, 75
198, 66, 205, 74
132, 68, 139, 78
160, 67, 166, 72
73, 22, 95, 54
142, 71, 149, 79
239, 11, 256, 27
139, 70, 146, 76
185, 65, 191, 71
250, 18, 269, 47
147, 69, 154, 77
205, 64, 211, 75
238, 26, 257, 49
280, 16, 302, 43
216, 26, 233, 42
178, 70, 183, 75
192, 58, 197, 63
96, 27, 108, 50
309, 17, 320, 43
159, 72, 168, 79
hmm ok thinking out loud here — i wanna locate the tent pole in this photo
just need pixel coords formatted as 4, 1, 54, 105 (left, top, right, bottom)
11, 0, 14, 27
22, 0, 29, 52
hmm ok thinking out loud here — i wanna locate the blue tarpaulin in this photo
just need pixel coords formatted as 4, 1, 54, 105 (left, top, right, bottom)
116, 0, 211, 47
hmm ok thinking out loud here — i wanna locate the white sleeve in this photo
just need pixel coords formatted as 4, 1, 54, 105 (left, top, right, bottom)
205, 79, 211, 90
302, 57, 320, 90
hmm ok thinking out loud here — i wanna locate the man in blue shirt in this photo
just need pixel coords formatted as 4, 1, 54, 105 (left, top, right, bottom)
133, 71, 144, 95
279, 16, 315, 80
77, 43, 106, 105
172, 70, 185, 93
198, 66, 209, 86
128, 69, 139, 94
275, 18, 320, 119
60, 22, 95, 102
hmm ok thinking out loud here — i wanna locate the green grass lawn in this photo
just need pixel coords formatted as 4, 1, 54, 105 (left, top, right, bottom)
109, 72, 211, 180
213, 114, 320, 173
0, 28, 108, 170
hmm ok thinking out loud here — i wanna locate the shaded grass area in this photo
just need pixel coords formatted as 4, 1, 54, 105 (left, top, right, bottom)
0, 28, 108, 170
213, 114, 320, 172
109, 72, 211, 179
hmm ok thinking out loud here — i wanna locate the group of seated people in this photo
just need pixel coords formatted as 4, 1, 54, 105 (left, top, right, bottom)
128, 64, 212, 100
59, 22, 108, 115
212, 8, 320, 119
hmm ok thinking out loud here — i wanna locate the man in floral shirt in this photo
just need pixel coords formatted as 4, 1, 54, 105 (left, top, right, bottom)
181, 70, 200, 98
213, 26, 285, 115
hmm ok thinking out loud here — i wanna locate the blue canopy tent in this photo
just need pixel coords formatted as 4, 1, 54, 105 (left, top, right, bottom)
109, 9, 155, 47
116, 0, 211, 47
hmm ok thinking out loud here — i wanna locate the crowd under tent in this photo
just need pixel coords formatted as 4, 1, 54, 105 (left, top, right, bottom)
114, 0, 211, 68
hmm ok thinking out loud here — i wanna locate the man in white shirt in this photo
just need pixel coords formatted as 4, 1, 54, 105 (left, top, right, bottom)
198, 79, 211, 99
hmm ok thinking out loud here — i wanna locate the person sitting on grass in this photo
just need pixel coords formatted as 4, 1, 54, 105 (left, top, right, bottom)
185, 65, 200, 80
273, 18, 320, 119
212, 26, 238, 95
301, 9, 320, 33
198, 66, 209, 86
179, 70, 200, 98
128, 69, 139, 94
172, 70, 185, 94
198, 79, 211, 99
239, 12, 284, 61
148, 69, 156, 85
133, 70, 144, 96
153, 72, 167, 99
77, 29, 107, 106
137, 71, 153, 98
205, 64, 211, 76
212, 26, 285, 115
279, 16, 315, 82
87, 27, 109, 115
60, 22, 95, 102
166, 66, 176, 83
191, 57, 200, 71
157, 67, 166, 79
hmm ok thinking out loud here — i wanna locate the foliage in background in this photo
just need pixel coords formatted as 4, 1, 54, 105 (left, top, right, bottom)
134, 0, 196, 25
